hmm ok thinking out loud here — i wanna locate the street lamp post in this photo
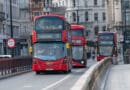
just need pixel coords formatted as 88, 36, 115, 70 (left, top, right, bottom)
76, 0, 79, 24
10, 0, 13, 38
9, 0, 14, 57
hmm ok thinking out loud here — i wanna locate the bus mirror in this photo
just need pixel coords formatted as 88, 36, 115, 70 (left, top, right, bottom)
115, 47, 117, 51
66, 42, 70, 49
29, 46, 33, 54
62, 30, 67, 42
32, 30, 37, 43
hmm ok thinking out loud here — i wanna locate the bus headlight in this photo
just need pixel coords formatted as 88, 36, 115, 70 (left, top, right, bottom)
81, 61, 84, 64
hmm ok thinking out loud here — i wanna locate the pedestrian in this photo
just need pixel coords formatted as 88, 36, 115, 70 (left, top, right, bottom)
92, 50, 95, 60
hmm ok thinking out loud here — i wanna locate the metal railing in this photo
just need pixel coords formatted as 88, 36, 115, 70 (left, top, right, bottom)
0, 56, 32, 79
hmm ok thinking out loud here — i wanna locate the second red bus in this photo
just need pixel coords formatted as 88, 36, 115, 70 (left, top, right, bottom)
70, 24, 87, 67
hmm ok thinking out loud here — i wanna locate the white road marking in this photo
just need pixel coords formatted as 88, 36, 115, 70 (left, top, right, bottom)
41, 75, 71, 90
41, 69, 86, 90
23, 85, 32, 88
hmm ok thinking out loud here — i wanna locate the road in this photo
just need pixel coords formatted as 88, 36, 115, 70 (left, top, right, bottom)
0, 59, 96, 90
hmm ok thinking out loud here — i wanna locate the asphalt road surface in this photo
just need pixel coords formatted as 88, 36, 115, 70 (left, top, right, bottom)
0, 59, 96, 90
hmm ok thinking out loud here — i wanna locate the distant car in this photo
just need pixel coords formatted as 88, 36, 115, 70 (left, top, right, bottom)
0, 55, 12, 59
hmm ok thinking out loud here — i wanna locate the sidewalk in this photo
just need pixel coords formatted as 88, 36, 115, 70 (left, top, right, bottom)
104, 64, 130, 90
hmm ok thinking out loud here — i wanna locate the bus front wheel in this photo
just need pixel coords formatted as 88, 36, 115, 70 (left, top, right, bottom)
36, 71, 41, 74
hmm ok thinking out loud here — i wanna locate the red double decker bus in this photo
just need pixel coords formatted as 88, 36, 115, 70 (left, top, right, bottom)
70, 24, 87, 67
96, 32, 118, 62
32, 14, 72, 74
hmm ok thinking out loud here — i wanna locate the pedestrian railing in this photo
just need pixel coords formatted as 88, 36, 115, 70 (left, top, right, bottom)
0, 56, 32, 79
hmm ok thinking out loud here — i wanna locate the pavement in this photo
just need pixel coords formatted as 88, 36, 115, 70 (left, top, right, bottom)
104, 64, 130, 90
0, 58, 97, 90
100, 54, 130, 90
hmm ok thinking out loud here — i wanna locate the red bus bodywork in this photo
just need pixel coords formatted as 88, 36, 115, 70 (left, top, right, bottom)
71, 24, 87, 67
96, 32, 118, 61
32, 14, 72, 74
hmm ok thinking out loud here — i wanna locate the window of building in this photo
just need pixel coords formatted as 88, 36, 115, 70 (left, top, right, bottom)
102, 0, 105, 6
73, 0, 76, 7
43, 0, 46, 7
85, 1, 88, 7
47, 0, 49, 6
33, 0, 39, 4
63, 1, 65, 6
94, 13, 98, 21
72, 12, 76, 22
102, 12, 106, 21
126, 13, 130, 25
47, 12, 50, 14
94, 26, 99, 35
102, 26, 106, 31
94, 0, 98, 6
33, 12, 39, 16
86, 31, 89, 36
85, 12, 89, 21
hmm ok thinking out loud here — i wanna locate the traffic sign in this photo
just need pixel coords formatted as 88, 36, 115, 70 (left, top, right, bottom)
7, 38, 16, 48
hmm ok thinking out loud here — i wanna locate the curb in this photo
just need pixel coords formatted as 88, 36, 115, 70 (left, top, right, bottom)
71, 57, 112, 90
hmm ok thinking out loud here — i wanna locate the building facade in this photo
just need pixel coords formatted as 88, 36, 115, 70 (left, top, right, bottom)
121, 0, 130, 31
52, 0, 66, 15
0, 1, 5, 55
0, 0, 32, 56
105, 0, 124, 43
2, 0, 21, 56
29, 0, 43, 21
65, 0, 106, 41
105, 0, 122, 32
43, 0, 53, 14
19, 0, 32, 56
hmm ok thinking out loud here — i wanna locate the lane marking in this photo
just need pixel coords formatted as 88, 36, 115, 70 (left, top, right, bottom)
23, 85, 32, 88
41, 75, 71, 90
41, 69, 86, 90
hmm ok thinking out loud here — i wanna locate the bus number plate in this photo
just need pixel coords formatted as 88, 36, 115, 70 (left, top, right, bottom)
46, 68, 53, 71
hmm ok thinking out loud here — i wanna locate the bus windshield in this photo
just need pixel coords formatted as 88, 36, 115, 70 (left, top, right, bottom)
99, 34, 114, 41
99, 41, 113, 45
35, 17, 63, 31
72, 46, 83, 60
71, 30, 83, 36
99, 46, 113, 56
33, 42, 66, 60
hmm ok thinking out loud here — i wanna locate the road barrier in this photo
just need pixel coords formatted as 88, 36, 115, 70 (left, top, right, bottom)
71, 57, 112, 90
0, 56, 32, 79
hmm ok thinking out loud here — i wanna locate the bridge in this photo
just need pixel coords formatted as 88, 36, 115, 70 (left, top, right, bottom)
0, 56, 129, 90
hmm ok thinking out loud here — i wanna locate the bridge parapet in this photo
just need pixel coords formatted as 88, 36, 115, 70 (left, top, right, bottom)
0, 56, 32, 79
71, 57, 112, 90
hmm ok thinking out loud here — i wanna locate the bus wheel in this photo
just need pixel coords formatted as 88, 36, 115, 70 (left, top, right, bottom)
36, 71, 40, 75
69, 69, 71, 72
63, 70, 69, 74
